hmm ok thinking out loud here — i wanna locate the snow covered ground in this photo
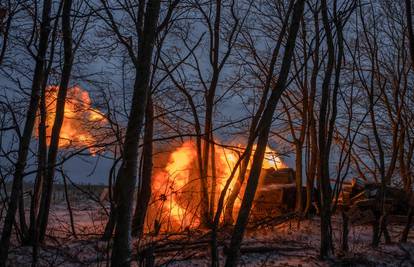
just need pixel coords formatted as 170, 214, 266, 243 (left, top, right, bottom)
4, 200, 414, 266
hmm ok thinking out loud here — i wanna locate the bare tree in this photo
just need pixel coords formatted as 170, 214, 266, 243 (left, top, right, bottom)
131, 96, 154, 237
225, 0, 305, 265
317, 0, 336, 258
37, 0, 77, 242
92, 0, 163, 264
0, 0, 53, 263
401, 0, 414, 243
224, 0, 295, 224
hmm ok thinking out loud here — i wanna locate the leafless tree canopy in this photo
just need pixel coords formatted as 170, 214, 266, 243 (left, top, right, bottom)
1, 0, 414, 266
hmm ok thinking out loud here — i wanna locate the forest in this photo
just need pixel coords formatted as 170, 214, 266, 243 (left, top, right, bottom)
1, 0, 414, 266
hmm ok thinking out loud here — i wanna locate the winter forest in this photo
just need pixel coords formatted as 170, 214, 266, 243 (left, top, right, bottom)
1, 0, 414, 266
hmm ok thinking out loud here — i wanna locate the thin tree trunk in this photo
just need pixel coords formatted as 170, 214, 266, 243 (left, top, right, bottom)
37, 0, 74, 242
402, 1, 414, 244
211, 145, 252, 267
401, 207, 413, 242
224, 157, 248, 225
358, 1, 386, 248
305, 128, 317, 215
62, 171, 77, 239
111, 1, 161, 265
341, 210, 349, 251
200, 0, 224, 227
30, 88, 46, 240
27, 1, 62, 245
103, 205, 117, 240
223, 0, 295, 224
132, 97, 154, 237
406, 0, 414, 66
29, 85, 46, 264
209, 133, 218, 218
318, 0, 339, 259
304, 9, 319, 215
224, 1, 305, 265
295, 144, 303, 213
201, 115, 212, 226
102, 154, 121, 240
0, 4, 12, 66
0, 0, 52, 263
18, 183, 28, 241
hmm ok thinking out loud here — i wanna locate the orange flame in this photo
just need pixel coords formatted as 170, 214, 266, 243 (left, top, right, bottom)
252, 144, 287, 170
149, 141, 286, 231
36, 85, 107, 153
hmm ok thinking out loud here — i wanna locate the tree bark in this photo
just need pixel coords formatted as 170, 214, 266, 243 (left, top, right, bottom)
295, 144, 303, 212
18, 181, 28, 241
209, 132, 218, 219
62, 171, 77, 239
305, 9, 319, 216
406, 0, 414, 66
110, 1, 161, 265
318, 0, 344, 258
0, 3, 12, 66
200, 0, 223, 227
102, 155, 121, 240
37, 0, 74, 242
29, 83, 47, 265
224, 1, 305, 265
102, 204, 117, 240
223, 0, 295, 224
402, 1, 414, 244
341, 210, 349, 251
27, 1, 62, 246
132, 97, 154, 237
0, 0, 52, 264
401, 207, 413, 243
30, 86, 47, 240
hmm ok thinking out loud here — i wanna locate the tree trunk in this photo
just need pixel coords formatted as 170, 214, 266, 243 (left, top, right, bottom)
318, 0, 338, 258
401, 0, 414, 245
0, 3, 12, 66
295, 144, 303, 213
200, 0, 225, 227
0, 0, 52, 264
406, 0, 414, 67
31, 88, 47, 236
102, 205, 117, 240
224, 1, 305, 265
27, 1, 62, 245
201, 110, 212, 226
132, 97, 154, 237
110, 1, 161, 265
222, 0, 296, 225
28, 84, 47, 264
62, 171, 77, 239
401, 207, 413, 242
18, 183, 28, 241
224, 156, 249, 225
304, 8, 319, 216
358, 1, 386, 248
37, 0, 74, 242
305, 133, 317, 215
102, 154, 121, 240
209, 133, 218, 219
341, 210, 349, 251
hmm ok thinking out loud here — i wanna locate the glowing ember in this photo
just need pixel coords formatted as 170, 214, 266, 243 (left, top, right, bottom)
35, 85, 107, 153
149, 140, 286, 231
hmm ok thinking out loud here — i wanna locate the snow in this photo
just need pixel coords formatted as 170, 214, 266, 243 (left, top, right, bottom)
3, 200, 414, 266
